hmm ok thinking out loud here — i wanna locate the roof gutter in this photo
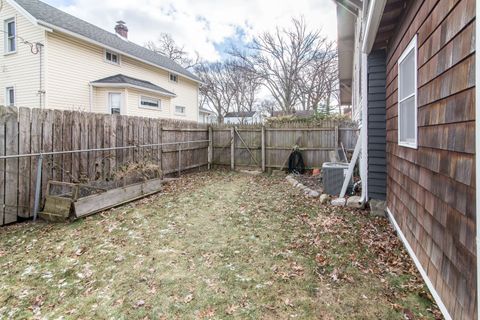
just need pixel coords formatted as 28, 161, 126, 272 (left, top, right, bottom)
361, 0, 387, 54
90, 82, 177, 98
332, 0, 360, 16
38, 20, 203, 85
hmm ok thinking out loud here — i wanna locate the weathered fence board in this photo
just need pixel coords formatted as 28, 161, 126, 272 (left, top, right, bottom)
5, 109, 18, 224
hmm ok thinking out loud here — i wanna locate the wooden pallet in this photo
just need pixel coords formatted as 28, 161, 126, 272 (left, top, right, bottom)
39, 178, 170, 221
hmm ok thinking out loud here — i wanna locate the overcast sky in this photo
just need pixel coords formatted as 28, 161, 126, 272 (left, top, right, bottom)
43, 0, 337, 62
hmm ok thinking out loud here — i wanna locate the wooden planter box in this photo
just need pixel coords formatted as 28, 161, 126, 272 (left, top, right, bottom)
40, 178, 166, 221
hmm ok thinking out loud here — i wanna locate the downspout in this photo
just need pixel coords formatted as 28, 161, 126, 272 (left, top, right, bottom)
357, 0, 386, 205
39, 43, 43, 108
359, 51, 368, 203
475, 3, 480, 319
88, 83, 93, 112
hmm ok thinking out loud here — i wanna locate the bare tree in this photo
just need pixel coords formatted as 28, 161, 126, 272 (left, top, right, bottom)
229, 60, 262, 114
297, 45, 338, 113
195, 62, 237, 123
232, 18, 331, 112
145, 33, 200, 69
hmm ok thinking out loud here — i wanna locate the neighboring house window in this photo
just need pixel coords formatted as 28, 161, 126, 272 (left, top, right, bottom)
170, 73, 178, 83
175, 106, 186, 115
105, 50, 120, 64
140, 96, 161, 109
108, 92, 121, 114
397, 35, 417, 148
4, 18, 16, 53
5, 87, 14, 106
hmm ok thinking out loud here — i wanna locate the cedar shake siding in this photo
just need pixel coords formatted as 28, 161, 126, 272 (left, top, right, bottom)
368, 50, 387, 200
385, 0, 476, 318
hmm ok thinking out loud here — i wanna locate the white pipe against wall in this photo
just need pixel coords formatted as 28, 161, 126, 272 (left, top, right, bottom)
359, 52, 368, 203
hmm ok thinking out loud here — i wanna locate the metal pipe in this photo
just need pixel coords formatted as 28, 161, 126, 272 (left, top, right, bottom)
0, 140, 209, 160
32, 154, 43, 221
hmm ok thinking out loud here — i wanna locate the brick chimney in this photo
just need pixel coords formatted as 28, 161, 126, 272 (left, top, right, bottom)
115, 21, 128, 39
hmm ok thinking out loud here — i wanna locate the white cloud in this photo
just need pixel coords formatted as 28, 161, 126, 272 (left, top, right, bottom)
44, 0, 337, 61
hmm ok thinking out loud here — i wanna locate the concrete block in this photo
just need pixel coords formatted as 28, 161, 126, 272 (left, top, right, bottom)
346, 196, 364, 209
369, 199, 386, 217
320, 194, 331, 204
331, 198, 346, 206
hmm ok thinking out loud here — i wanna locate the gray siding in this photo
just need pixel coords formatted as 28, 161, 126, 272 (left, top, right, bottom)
367, 50, 387, 200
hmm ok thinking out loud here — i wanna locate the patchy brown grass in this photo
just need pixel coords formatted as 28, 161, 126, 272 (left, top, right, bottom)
0, 171, 441, 319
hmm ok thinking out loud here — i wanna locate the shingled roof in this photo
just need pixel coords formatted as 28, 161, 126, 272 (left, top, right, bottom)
12, 0, 201, 83
224, 111, 257, 118
91, 74, 176, 96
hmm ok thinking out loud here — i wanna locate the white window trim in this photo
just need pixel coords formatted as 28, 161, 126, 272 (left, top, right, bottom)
138, 95, 161, 111
4, 17, 17, 55
169, 73, 178, 83
107, 91, 123, 115
175, 105, 186, 116
5, 86, 15, 106
104, 49, 121, 65
397, 34, 418, 149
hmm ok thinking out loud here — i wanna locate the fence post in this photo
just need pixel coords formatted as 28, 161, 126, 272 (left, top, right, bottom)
261, 125, 266, 172
208, 126, 213, 170
160, 124, 164, 179
178, 144, 182, 177
230, 127, 235, 170
32, 154, 43, 221
334, 125, 339, 148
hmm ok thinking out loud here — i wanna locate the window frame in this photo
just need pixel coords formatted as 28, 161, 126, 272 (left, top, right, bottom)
107, 92, 122, 115
139, 95, 161, 110
169, 73, 178, 83
397, 34, 418, 149
104, 49, 120, 65
4, 17, 17, 55
175, 105, 186, 115
5, 86, 15, 106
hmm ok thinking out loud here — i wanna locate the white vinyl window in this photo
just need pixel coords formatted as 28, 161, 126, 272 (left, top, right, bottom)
140, 96, 161, 109
398, 35, 418, 148
170, 73, 178, 83
175, 105, 186, 115
105, 50, 120, 65
108, 92, 122, 114
5, 87, 14, 106
4, 18, 16, 54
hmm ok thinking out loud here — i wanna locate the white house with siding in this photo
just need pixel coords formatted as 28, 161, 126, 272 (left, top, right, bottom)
0, 0, 201, 121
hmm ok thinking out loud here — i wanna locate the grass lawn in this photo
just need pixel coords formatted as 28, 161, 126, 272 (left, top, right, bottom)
0, 170, 441, 319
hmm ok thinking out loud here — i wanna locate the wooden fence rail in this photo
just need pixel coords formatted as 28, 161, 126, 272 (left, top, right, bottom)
0, 107, 358, 226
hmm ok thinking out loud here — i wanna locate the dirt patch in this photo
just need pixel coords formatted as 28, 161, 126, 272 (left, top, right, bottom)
0, 171, 440, 319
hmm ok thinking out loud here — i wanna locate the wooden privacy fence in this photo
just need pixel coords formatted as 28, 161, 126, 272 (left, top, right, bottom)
0, 107, 358, 226
0, 107, 209, 226
211, 121, 358, 170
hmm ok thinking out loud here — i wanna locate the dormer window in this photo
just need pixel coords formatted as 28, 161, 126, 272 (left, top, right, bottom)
105, 50, 120, 65
4, 18, 16, 54
170, 73, 178, 83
